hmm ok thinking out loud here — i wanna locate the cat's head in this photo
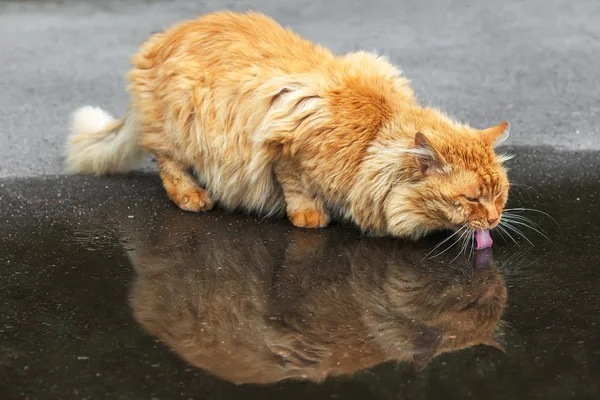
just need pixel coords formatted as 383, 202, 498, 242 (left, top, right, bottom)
380, 251, 507, 370
385, 121, 511, 238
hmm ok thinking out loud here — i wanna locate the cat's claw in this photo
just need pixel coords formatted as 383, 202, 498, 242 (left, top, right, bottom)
288, 209, 329, 228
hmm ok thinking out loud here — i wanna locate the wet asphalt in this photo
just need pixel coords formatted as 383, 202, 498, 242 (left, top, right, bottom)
1, 146, 599, 399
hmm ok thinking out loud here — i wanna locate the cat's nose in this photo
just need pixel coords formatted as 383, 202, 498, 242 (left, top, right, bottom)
488, 218, 498, 225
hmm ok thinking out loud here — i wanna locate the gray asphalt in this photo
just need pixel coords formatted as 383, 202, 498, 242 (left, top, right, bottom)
1, 0, 599, 178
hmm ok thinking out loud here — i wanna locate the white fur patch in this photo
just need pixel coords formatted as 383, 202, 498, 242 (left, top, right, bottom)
70, 106, 116, 137
65, 105, 144, 175
497, 153, 515, 163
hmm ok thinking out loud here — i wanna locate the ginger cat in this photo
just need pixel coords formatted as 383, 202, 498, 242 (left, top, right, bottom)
66, 11, 511, 242
127, 213, 507, 384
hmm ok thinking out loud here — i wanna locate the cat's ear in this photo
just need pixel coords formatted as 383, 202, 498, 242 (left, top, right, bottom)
480, 121, 510, 147
480, 336, 505, 353
413, 132, 446, 175
411, 326, 442, 371
412, 347, 437, 372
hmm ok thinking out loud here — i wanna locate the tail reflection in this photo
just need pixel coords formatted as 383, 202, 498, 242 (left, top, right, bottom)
126, 214, 507, 384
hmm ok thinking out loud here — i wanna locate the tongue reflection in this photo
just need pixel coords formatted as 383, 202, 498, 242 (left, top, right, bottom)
475, 229, 493, 250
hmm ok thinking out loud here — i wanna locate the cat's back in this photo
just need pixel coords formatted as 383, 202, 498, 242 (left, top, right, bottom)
132, 11, 333, 76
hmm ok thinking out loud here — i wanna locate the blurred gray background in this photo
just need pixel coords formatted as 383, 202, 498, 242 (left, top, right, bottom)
1, 0, 599, 177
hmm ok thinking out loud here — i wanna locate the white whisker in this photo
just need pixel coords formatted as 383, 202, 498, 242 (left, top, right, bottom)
423, 226, 466, 260
509, 182, 541, 197
501, 216, 553, 243
493, 226, 510, 244
500, 221, 534, 245
451, 229, 471, 263
468, 232, 475, 261
498, 244, 530, 267
502, 212, 544, 230
496, 224, 519, 246
503, 207, 559, 227
428, 230, 467, 260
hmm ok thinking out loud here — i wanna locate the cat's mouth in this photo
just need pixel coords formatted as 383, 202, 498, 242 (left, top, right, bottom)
448, 223, 494, 250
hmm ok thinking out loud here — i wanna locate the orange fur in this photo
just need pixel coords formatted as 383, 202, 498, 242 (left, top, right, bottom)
66, 11, 512, 239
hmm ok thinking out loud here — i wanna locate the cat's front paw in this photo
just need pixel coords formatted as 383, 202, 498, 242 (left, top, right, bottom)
176, 189, 214, 212
288, 208, 329, 228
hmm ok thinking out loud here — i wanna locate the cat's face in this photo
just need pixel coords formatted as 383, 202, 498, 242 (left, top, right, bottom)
416, 150, 510, 232
381, 252, 507, 369
403, 260, 507, 335
386, 122, 511, 238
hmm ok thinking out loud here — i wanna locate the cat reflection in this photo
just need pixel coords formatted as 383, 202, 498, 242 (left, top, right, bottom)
127, 215, 507, 384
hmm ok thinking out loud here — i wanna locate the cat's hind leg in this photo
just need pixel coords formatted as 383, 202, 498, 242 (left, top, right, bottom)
156, 155, 214, 212
275, 160, 329, 229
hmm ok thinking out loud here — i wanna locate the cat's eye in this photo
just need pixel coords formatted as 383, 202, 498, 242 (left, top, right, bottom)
462, 195, 479, 203
460, 299, 480, 311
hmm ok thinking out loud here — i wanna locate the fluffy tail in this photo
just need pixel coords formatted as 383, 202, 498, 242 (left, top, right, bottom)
65, 105, 144, 175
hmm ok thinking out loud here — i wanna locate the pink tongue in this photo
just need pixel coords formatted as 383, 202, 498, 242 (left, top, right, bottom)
475, 230, 493, 250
